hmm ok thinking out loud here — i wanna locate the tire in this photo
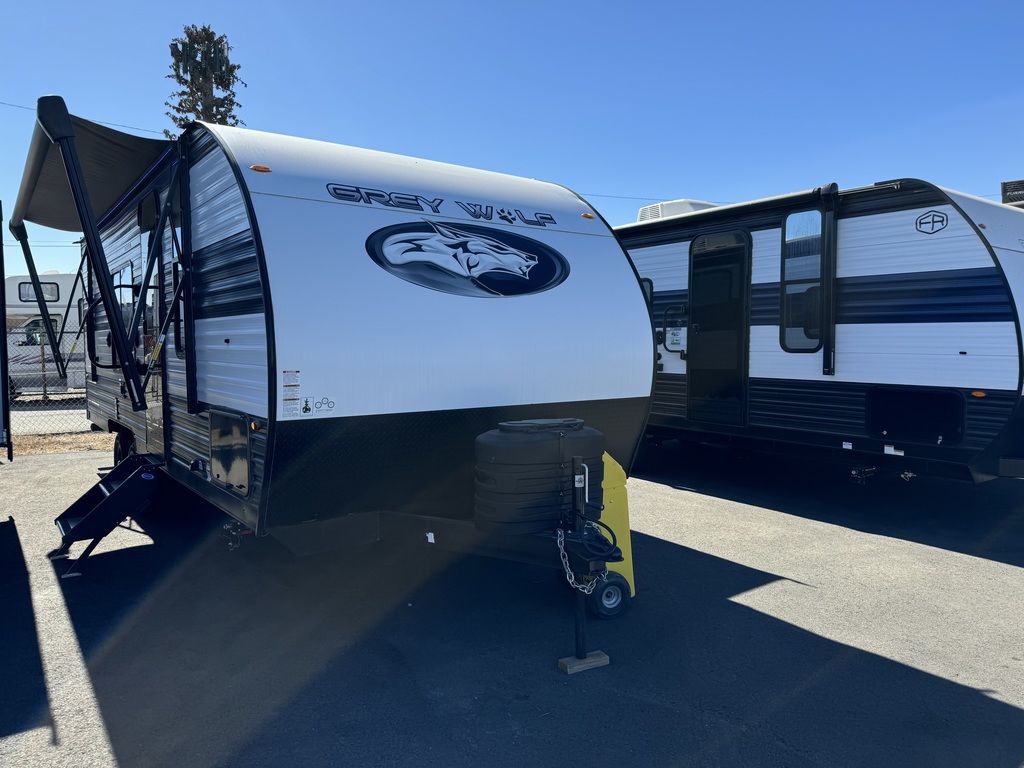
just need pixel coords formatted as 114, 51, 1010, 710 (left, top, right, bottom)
113, 430, 136, 465
587, 572, 632, 619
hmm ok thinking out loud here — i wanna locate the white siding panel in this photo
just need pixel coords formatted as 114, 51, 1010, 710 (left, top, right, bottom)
750, 228, 782, 284
254, 195, 653, 419
837, 205, 991, 278
628, 241, 690, 291
190, 148, 248, 252
195, 314, 268, 417
749, 322, 1018, 390
943, 189, 1024, 255
992, 247, 1024, 393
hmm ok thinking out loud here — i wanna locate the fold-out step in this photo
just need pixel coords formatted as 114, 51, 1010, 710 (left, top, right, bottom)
49, 454, 163, 578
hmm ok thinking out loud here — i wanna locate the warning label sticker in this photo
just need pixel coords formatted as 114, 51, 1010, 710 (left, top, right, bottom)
283, 370, 301, 388
284, 395, 336, 418
300, 396, 335, 416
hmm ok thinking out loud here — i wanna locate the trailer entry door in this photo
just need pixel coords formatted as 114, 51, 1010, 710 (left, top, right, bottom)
687, 231, 749, 426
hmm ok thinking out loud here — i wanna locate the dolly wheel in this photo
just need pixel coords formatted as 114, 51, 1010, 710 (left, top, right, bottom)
113, 431, 136, 465
587, 572, 632, 619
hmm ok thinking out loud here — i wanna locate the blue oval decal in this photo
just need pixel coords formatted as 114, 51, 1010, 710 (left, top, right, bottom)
366, 220, 570, 297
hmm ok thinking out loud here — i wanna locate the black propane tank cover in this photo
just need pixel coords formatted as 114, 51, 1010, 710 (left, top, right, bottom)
473, 419, 605, 535
497, 417, 584, 432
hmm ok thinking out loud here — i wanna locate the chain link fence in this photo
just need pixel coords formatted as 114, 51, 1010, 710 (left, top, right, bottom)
6, 311, 91, 437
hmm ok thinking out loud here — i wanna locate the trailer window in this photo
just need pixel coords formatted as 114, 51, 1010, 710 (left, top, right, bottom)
114, 265, 135, 331
20, 316, 59, 346
19, 281, 59, 303
780, 210, 823, 352
139, 233, 160, 359
99, 265, 135, 365
173, 259, 186, 359
639, 278, 654, 306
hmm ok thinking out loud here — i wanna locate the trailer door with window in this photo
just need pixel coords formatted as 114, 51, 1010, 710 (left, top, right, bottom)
687, 232, 749, 425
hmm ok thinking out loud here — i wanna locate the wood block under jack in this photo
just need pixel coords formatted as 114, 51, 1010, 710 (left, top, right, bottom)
558, 650, 610, 674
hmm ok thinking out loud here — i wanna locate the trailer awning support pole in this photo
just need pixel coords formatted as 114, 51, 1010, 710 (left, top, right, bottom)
9, 225, 67, 380
139, 274, 186, 395
129, 162, 179, 350
32, 97, 147, 410
54, 248, 86, 355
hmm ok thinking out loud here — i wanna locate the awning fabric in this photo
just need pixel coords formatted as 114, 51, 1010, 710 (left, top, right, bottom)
10, 96, 172, 233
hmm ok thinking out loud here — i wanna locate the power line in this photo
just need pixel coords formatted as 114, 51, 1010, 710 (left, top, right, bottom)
583, 192, 690, 202
0, 98, 163, 135
3, 243, 79, 248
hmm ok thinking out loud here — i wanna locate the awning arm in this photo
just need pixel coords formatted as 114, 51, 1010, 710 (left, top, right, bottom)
8, 223, 67, 380
53, 249, 86, 366
11, 96, 147, 411
128, 162, 180, 350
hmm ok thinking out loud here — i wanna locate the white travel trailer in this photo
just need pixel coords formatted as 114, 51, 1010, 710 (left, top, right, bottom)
5, 271, 82, 325
6, 97, 652, 616
618, 180, 1024, 482
5, 271, 87, 396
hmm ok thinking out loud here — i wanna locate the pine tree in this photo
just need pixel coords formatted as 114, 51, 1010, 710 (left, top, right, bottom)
164, 25, 246, 139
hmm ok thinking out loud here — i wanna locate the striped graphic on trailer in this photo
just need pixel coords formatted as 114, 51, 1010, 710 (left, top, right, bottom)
648, 267, 1013, 327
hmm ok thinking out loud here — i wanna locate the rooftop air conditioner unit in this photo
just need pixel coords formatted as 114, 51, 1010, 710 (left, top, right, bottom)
1001, 180, 1024, 209
636, 198, 718, 222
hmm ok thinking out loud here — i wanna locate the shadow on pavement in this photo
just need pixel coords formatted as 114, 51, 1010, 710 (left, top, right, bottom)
0, 516, 52, 740
45, 501, 1024, 768
634, 440, 1024, 569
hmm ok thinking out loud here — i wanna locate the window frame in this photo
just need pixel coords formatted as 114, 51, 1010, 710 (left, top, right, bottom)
778, 210, 825, 354
18, 281, 60, 303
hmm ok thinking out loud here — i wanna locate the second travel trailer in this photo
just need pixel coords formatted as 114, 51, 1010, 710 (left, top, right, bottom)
5, 271, 87, 397
618, 179, 1024, 481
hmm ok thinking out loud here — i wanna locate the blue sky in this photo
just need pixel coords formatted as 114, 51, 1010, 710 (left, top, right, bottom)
2, 0, 1022, 274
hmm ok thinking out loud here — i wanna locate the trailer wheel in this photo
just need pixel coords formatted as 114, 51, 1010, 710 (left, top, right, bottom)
113, 431, 136, 465
587, 572, 631, 619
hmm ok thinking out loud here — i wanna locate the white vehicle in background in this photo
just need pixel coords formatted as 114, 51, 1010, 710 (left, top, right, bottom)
5, 271, 86, 398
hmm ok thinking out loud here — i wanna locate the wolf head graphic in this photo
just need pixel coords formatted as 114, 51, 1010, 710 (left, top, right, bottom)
380, 221, 538, 280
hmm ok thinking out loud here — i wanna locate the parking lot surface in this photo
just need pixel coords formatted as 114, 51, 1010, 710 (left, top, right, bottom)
1, 444, 1022, 767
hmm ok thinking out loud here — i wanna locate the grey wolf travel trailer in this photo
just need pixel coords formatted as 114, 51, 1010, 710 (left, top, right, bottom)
617, 180, 1024, 482
7, 97, 652, 613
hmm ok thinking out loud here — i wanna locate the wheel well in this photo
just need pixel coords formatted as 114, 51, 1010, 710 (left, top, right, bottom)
107, 421, 134, 440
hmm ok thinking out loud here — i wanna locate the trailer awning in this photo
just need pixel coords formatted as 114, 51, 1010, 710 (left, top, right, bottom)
9, 96, 172, 234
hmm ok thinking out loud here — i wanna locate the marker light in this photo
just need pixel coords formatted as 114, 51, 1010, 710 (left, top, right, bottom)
581, 212, 595, 219
249, 164, 272, 173
971, 391, 987, 398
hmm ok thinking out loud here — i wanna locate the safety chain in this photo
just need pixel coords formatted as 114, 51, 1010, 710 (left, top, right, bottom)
556, 526, 608, 595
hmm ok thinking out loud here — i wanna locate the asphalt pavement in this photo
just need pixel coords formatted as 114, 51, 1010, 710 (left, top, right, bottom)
1, 443, 1022, 768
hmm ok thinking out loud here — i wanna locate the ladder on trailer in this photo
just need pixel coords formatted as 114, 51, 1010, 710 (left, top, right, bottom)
48, 454, 163, 578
